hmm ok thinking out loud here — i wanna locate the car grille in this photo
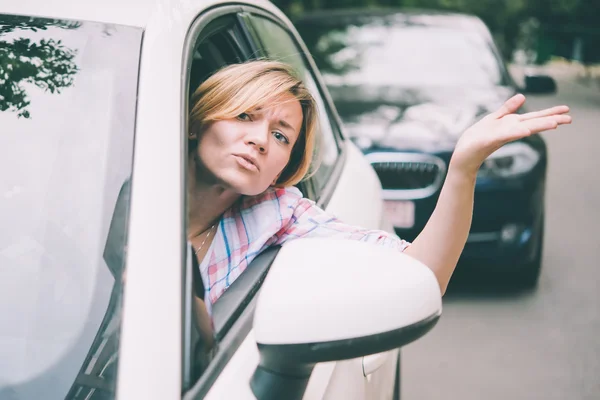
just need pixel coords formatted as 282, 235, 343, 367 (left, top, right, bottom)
371, 161, 440, 190
367, 153, 446, 198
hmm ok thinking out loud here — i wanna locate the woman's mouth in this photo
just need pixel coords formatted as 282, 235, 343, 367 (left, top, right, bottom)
233, 154, 259, 172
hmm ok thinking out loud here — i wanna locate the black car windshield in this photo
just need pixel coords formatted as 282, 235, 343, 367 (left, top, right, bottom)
296, 16, 507, 88
0, 14, 141, 399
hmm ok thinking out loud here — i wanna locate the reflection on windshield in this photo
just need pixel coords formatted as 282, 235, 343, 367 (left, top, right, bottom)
298, 19, 505, 88
0, 14, 141, 400
0, 16, 81, 119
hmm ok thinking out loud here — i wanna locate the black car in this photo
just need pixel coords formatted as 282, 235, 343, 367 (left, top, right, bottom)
294, 8, 558, 287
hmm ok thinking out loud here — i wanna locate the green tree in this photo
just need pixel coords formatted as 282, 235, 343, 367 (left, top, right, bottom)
0, 16, 80, 118
524, 0, 600, 64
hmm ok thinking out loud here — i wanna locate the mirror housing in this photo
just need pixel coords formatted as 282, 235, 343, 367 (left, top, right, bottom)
523, 74, 557, 95
251, 238, 442, 400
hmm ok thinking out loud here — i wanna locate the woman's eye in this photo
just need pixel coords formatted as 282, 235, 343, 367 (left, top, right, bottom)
273, 131, 289, 144
237, 113, 252, 121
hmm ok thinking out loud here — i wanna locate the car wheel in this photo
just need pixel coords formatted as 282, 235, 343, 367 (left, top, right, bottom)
519, 218, 544, 289
393, 350, 401, 400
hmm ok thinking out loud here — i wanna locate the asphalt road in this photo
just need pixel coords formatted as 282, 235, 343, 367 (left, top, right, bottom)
402, 69, 600, 400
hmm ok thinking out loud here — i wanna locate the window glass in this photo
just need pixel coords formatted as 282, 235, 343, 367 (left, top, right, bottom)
249, 16, 342, 193
0, 14, 141, 399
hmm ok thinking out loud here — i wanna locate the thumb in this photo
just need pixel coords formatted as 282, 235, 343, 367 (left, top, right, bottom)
492, 94, 526, 119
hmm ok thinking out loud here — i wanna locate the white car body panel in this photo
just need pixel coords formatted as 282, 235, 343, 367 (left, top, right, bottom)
326, 142, 386, 230
2, 1, 399, 399
202, 330, 338, 400
0, 0, 284, 28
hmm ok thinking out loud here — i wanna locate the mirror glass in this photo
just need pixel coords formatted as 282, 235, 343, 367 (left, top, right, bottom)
524, 75, 557, 94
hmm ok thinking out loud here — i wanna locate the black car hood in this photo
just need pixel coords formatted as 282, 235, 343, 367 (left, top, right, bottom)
329, 84, 516, 153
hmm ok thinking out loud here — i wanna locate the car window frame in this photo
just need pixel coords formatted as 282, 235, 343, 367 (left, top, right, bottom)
240, 7, 348, 206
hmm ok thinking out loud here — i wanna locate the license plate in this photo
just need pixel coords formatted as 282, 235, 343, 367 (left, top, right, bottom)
384, 200, 415, 229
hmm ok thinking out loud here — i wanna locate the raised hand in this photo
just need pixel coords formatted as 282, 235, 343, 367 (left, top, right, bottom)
451, 94, 572, 176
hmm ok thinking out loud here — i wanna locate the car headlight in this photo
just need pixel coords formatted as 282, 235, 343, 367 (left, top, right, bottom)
478, 142, 540, 178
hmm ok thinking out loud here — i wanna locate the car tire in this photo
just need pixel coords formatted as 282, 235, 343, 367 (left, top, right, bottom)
393, 350, 401, 400
519, 218, 544, 289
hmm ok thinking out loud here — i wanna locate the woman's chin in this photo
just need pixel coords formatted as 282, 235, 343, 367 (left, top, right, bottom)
209, 169, 272, 197
224, 177, 270, 197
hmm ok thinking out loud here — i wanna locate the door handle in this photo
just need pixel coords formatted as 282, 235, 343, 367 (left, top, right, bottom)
362, 352, 390, 377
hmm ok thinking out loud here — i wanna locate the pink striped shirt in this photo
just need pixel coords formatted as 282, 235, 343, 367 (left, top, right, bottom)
199, 186, 410, 306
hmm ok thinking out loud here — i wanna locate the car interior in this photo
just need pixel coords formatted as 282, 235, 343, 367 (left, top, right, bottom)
188, 20, 246, 101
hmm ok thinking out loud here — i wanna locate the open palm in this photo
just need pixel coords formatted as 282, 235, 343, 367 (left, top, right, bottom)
452, 94, 572, 174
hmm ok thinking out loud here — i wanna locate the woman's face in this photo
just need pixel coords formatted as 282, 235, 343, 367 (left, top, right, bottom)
193, 94, 303, 196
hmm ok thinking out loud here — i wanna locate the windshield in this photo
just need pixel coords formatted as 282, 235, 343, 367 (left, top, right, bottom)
296, 16, 507, 88
0, 14, 141, 399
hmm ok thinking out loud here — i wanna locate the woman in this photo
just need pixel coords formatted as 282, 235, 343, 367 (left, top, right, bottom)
187, 59, 571, 313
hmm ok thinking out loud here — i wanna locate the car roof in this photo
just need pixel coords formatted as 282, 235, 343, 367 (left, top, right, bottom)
293, 7, 488, 34
0, 0, 279, 28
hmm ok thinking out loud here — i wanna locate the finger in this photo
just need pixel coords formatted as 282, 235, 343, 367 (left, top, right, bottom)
519, 105, 570, 121
522, 115, 571, 134
553, 114, 572, 125
492, 94, 526, 118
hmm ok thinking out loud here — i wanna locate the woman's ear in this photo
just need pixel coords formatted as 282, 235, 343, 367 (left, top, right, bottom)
189, 120, 202, 140
188, 130, 199, 154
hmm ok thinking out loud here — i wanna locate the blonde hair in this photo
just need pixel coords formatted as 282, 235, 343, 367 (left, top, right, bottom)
189, 60, 318, 187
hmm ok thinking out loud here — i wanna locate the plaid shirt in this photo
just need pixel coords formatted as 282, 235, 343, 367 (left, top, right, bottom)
199, 186, 410, 307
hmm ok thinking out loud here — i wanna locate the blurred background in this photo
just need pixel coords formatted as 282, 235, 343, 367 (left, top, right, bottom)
272, 1, 600, 399
274, 0, 600, 70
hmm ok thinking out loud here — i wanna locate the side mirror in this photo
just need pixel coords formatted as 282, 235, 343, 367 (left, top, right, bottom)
523, 74, 557, 95
250, 238, 442, 400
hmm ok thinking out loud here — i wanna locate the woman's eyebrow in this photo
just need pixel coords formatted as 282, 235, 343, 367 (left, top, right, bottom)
277, 119, 296, 134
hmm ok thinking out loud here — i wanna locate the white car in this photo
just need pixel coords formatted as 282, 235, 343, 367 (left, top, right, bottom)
0, 1, 442, 399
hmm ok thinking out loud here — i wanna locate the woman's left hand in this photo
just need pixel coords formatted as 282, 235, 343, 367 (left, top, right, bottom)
450, 93, 572, 176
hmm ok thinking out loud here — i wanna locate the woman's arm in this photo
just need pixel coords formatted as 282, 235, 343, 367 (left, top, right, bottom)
404, 94, 571, 294
403, 163, 475, 294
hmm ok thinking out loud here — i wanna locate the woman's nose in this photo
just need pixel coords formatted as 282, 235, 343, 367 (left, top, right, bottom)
245, 124, 269, 153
